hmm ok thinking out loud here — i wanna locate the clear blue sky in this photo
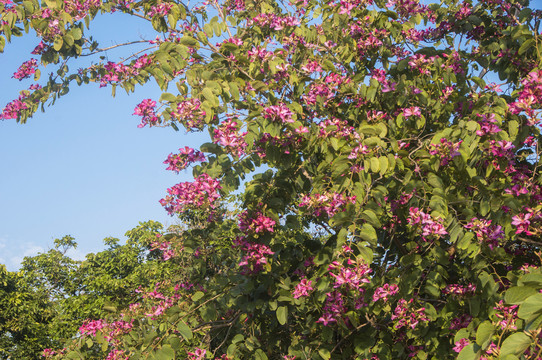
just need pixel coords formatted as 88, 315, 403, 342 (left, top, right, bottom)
0, 14, 208, 270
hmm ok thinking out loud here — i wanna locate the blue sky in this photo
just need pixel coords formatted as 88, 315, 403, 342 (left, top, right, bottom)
0, 14, 208, 270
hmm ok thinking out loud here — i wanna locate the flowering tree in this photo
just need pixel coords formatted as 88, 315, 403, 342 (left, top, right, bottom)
2, 0, 542, 358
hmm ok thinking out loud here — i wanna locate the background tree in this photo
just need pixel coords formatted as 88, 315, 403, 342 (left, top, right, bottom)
2, 0, 542, 359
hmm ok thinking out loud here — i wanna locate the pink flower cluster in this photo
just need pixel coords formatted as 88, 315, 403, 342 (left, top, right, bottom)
328, 258, 371, 291
301, 60, 322, 74
475, 113, 502, 136
79, 319, 107, 336
318, 249, 371, 326
330, 0, 371, 15
300, 192, 356, 218
98, 55, 152, 87
449, 314, 472, 330
317, 291, 347, 326
238, 211, 276, 233
133, 99, 159, 128
443, 283, 476, 296
105, 349, 129, 360
188, 348, 207, 360
262, 104, 294, 123
354, 28, 388, 54
493, 300, 518, 330
150, 236, 176, 261
249, 13, 300, 30
403, 106, 421, 118
511, 211, 537, 236
148, 3, 173, 17
372, 283, 399, 302
164, 146, 206, 173
236, 237, 274, 274
139, 284, 182, 319
428, 138, 462, 166
31, 41, 48, 55
407, 207, 447, 239
171, 98, 206, 130
348, 143, 370, 160
509, 70, 542, 125
387, 0, 434, 21
247, 46, 274, 62
391, 298, 429, 330
12, 59, 38, 80
303, 83, 334, 106
160, 174, 221, 215
292, 278, 313, 298
371, 69, 396, 93
486, 140, 514, 159
408, 54, 436, 76
64, 0, 101, 21
79, 319, 133, 343
453, 338, 470, 353
213, 118, 247, 157
0, 98, 28, 120
0, 0, 15, 12
318, 117, 358, 139
464, 217, 504, 249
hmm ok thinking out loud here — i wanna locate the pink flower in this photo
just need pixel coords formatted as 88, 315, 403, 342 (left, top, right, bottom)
407, 207, 447, 239
453, 338, 470, 353
511, 213, 533, 235
213, 118, 247, 157
373, 284, 399, 302
236, 237, 275, 275
263, 104, 294, 123
188, 348, 206, 360
450, 314, 472, 330
160, 174, 221, 215
292, 279, 313, 298
12, 59, 38, 80
133, 99, 159, 128
164, 146, 206, 173
403, 106, 421, 117
316, 312, 336, 326
238, 211, 276, 233
391, 299, 429, 330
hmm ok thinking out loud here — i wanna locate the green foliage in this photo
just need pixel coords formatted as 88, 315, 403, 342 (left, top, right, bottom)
3, 0, 542, 359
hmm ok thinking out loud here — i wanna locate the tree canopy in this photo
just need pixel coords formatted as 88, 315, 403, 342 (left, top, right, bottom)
2, 0, 542, 359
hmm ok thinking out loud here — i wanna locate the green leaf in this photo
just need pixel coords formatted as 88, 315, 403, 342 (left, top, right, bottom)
457, 344, 479, 360
475, 321, 494, 347
500, 332, 531, 356
229, 82, 240, 101
318, 348, 331, 360
370, 157, 380, 173
518, 38, 534, 55
202, 87, 218, 106
361, 209, 381, 227
53, 36, 63, 51
180, 36, 198, 47
505, 286, 538, 305
159, 92, 177, 102
254, 349, 268, 360
379, 156, 388, 175
153, 344, 175, 359
358, 224, 377, 245
276, 306, 288, 325
192, 291, 205, 302
518, 293, 542, 320
66, 351, 82, 359
177, 321, 193, 340
518, 273, 542, 287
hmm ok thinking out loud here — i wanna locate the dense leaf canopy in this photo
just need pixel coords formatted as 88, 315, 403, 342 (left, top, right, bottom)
2, 0, 542, 359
